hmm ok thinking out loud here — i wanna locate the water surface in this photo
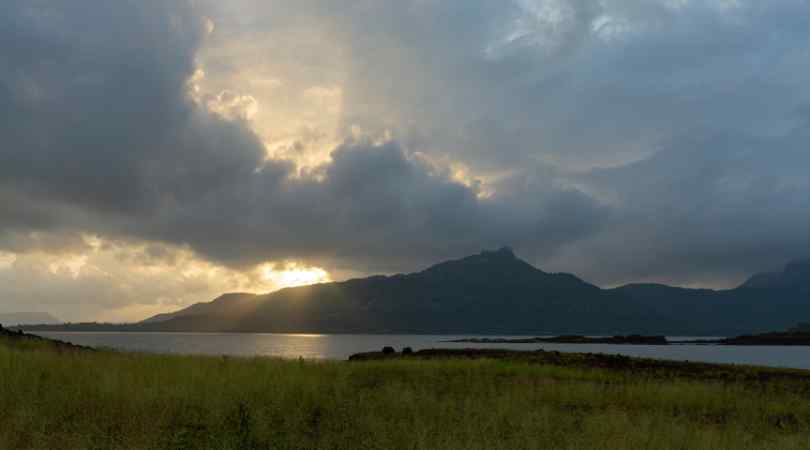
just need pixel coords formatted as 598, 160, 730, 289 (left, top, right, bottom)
36, 332, 810, 369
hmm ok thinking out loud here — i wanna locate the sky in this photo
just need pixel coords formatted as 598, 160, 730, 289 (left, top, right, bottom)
2, 0, 810, 322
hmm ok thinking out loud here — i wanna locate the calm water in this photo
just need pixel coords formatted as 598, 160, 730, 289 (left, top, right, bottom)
35, 332, 810, 369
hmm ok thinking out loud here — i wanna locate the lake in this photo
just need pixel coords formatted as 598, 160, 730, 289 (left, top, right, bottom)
35, 332, 810, 369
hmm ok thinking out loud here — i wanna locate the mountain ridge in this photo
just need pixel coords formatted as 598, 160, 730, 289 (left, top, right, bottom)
22, 250, 810, 335
141, 293, 259, 324
741, 259, 810, 290
0, 312, 60, 326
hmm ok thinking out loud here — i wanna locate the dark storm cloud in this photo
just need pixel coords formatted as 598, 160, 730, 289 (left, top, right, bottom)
2, 0, 810, 289
143, 139, 606, 272
557, 128, 810, 287
0, 0, 264, 216
0, 0, 605, 276
0, 0, 264, 240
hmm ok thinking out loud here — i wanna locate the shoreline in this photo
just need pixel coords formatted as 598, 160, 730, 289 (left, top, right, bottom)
4, 327, 810, 380
446, 332, 810, 346
0, 324, 94, 352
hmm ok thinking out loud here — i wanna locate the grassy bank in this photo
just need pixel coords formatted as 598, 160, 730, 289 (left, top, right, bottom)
2, 337, 810, 449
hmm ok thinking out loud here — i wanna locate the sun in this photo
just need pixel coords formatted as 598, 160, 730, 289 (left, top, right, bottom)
261, 262, 331, 289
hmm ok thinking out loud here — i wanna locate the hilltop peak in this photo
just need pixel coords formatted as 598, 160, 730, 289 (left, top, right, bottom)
479, 246, 516, 259
416, 247, 545, 282
210, 292, 257, 304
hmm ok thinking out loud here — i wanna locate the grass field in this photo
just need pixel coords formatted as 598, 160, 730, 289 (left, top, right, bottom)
2, 335, 810, 449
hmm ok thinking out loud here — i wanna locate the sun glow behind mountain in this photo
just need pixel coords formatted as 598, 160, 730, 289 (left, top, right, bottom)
260, 263, 331, 289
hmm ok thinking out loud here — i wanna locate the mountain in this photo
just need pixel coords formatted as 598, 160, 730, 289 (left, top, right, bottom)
0, 312, 60, 326
740, 259, 810, 290
141, 293, 258, 323
214, 247, 668, 334
612, 259, 810, 334
131, 247, 666, 334
19, 250, 810, 335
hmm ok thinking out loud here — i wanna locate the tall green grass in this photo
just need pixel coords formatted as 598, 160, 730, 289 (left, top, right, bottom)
1, 340, 809, 449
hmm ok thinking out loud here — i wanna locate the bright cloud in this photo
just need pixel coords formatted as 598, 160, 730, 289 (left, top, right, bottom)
0, 234, 329, 322
260, 262, 331, 289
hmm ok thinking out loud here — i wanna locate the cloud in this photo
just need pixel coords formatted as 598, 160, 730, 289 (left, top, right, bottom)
204, 90, 259, 121
554, 128, 810, 287
143, 138, 606, 272
319, 0, 810, 171
239, 0, 810, 283
2, 0, 810, 319
0, 235, 279, 322
0, 0, 264, 217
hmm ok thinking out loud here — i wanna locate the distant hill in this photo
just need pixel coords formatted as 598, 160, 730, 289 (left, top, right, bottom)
609, 286, 810, 335
0, 312, 60, 326
140, 293, 258, 324
741, 259, 810, 290
19, 250, 810, 335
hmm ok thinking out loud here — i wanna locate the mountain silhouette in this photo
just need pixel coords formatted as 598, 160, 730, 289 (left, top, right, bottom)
740, 259, 810, 290
134, 247, 667, 334
612, 258, 810, 333
0, 312, 60, 326
21, 250, 810, 335
140, 293, 258, 324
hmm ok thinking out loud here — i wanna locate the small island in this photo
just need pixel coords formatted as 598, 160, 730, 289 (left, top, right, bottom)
447, 325, 810, 346
445, 334, 669, 345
